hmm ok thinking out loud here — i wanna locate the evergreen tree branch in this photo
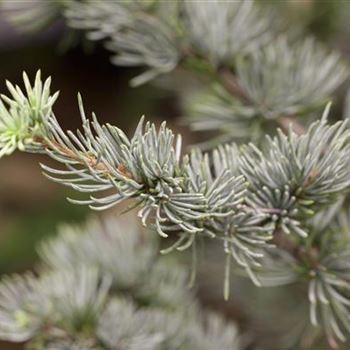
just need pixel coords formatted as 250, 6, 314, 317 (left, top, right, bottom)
1, 1, 350, 346
1, 72, 350, 306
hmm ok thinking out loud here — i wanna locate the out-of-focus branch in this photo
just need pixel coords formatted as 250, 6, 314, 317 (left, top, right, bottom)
218, 67, 306, 135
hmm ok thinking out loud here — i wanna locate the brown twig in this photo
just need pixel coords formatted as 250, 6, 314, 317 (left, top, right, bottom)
33, 135, 132, 178
218, 67, 253, 104
277, 115, 306, 135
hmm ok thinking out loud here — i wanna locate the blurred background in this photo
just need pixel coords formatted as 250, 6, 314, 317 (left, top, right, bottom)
0, 1, 350, 349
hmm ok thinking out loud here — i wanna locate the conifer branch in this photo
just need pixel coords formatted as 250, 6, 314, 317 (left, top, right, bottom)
1, 1, 350, 347
1, 72, 350, 309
